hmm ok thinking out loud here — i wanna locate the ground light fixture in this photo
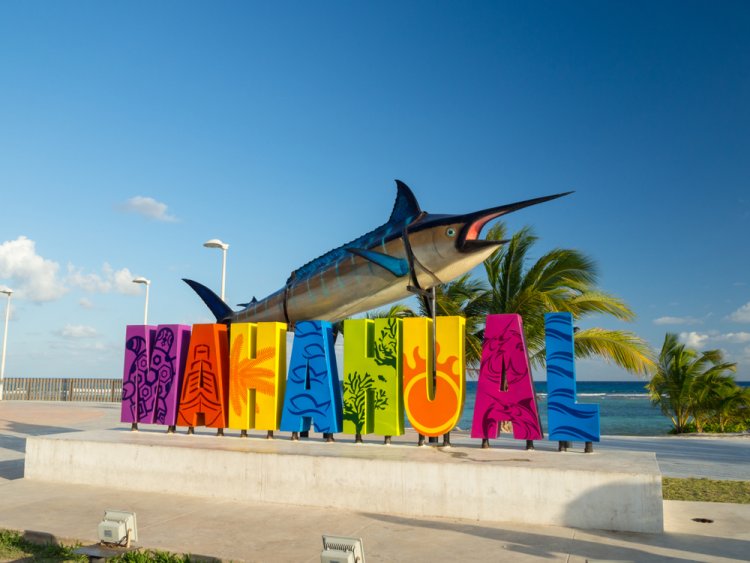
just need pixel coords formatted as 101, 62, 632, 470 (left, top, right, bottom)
203, 238, 229, 301
0, 287, 12, 401
132, 277, 150, 325
73, 510, 139, 560
321, 535, 366, 563
97, 510, 138, 547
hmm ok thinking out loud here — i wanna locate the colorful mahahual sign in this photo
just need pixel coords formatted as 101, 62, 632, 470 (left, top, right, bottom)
121, 182, 600, 448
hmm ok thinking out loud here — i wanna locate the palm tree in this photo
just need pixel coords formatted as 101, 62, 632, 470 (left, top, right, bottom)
689, 370, 736, 432
647, 333, 737, 433
481, 223, 655, 375
712, 385, 750, 432
366, 303, 416, 320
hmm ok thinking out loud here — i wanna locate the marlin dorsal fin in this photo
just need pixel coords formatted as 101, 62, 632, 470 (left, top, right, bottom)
389, 180, 422, 224
237, 296, 258, 308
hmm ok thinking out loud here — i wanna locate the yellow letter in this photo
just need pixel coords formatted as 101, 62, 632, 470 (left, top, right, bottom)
402, 316, 466, 437
228, 322, 286, 431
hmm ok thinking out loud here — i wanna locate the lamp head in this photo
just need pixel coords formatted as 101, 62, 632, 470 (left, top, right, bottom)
203, 238, 229, 250
132, 277, 150, 286
0, 287, 12, 296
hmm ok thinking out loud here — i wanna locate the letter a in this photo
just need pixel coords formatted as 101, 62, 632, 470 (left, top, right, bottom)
176, 324, 229, 429
280, 321, 343, 433
471, 314, 543, 441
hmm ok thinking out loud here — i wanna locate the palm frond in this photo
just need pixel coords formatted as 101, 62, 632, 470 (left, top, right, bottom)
366, 303, 417, 319
572, 328, 656, 376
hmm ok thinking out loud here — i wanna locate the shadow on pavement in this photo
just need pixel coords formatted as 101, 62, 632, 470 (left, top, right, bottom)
0, 458, 24, 480
365, 512, 700, 563
564, 481, 750, 562
3, 421, 82, 437
0, 421, 82, 480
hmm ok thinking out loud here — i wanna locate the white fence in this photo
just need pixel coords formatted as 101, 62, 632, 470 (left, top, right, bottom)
1, 378, 122, 402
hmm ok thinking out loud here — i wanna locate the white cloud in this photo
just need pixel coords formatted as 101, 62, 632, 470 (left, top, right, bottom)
716, 332, 750, 344
66, 266, 110, 293
728, 302, 750, 323
49, 339, 112, 352
0, 236, 139, 302
0, 236, 67, 302
67, 263, 141, 295
679, 331, 710, 348
678, 330, 750, 348
653, 316, 701, 326
57, 324, 99, 338
111, 266, 141, 294
79, 298, 95, 309
120, 196, 177, 222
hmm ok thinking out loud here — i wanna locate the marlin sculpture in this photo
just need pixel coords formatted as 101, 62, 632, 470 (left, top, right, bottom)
184, 181, 571, 326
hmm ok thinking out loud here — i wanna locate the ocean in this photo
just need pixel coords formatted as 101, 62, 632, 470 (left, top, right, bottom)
457, 380, 750, 436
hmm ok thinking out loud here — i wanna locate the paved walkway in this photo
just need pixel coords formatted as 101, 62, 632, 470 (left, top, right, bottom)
594, 435, 750, 481
1, 402, 749, 562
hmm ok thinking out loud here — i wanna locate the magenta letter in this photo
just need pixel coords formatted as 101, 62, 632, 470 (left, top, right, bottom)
471, 314, 543, 441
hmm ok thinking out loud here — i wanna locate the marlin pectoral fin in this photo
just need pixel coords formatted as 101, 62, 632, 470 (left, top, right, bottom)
348, 248, 409, 277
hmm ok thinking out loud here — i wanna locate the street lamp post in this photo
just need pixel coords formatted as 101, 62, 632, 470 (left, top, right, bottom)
203, 239, 229, 301
0, 288, 13, 401
202, 238, 229, 437
132, 277, 151, 325
130, 278, 150, 431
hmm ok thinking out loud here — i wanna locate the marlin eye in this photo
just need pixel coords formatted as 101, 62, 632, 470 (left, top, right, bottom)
446, 228, 456, 237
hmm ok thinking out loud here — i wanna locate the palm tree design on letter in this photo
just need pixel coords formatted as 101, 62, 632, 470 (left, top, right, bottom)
230, 333, 277, 417
343, 371, 389, 434
343, 320, 396, 434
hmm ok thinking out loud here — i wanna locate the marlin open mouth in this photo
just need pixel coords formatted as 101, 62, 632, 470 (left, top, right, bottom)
455, 192, 573, 253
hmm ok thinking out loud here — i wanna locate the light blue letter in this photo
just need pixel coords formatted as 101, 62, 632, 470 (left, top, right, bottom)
545, 313, 600, 442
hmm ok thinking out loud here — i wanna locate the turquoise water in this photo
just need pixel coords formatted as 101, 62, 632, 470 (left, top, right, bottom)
456, 381, 750, 436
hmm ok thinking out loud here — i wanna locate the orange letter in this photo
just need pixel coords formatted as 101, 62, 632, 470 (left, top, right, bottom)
176, 324, 229, 429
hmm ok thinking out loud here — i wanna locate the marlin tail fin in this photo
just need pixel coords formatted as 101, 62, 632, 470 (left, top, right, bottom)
183, 279, 233, 323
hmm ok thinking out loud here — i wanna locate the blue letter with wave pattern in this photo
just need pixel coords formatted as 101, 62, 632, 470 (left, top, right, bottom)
280, 320, 343, 433
545, 313, 600, 442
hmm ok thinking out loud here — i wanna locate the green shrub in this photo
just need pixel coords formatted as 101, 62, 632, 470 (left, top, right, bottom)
110, 549, 198, 562
0, 529, 86, 561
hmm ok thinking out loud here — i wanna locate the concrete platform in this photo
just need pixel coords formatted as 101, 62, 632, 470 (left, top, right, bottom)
24, 427, 663, 533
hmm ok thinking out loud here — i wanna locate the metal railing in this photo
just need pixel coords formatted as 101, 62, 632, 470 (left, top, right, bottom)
1, 377, 121, 402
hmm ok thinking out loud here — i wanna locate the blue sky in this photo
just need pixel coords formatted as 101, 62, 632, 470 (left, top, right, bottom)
1, 1, 748, 380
